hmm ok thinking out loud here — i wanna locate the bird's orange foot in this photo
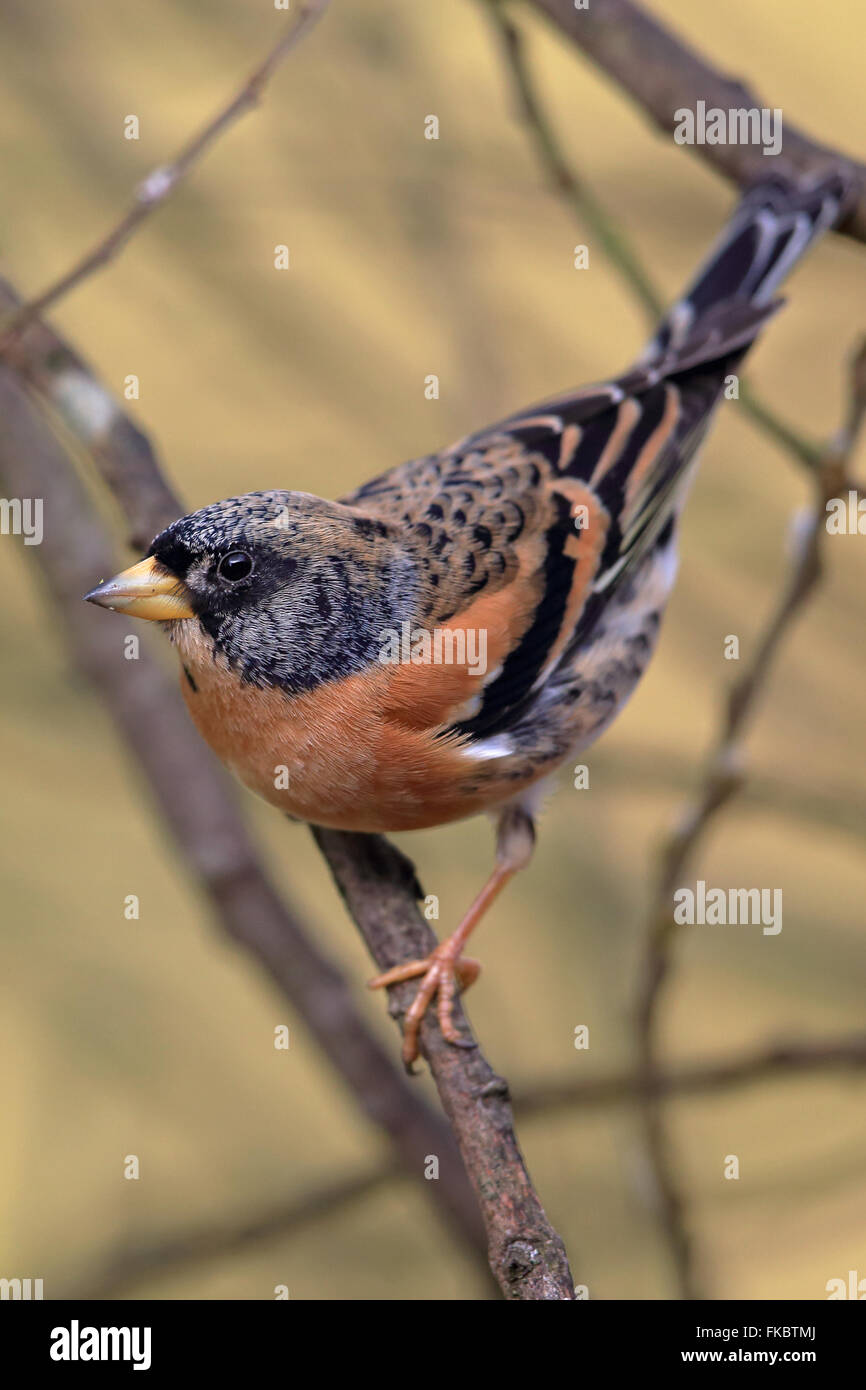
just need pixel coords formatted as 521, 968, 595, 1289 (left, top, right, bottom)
368, 945, 481, 1066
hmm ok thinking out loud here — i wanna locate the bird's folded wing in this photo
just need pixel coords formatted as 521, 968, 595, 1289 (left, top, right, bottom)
342, 304, 763, 741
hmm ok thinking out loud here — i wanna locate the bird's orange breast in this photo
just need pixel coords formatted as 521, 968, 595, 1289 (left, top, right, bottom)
170, 619, 539, 832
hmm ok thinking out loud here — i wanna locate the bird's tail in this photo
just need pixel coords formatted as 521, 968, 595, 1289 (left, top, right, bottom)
641, 171, 850, 374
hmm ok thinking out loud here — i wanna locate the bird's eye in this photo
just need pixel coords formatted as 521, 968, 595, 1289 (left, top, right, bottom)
217, 550, 253, 582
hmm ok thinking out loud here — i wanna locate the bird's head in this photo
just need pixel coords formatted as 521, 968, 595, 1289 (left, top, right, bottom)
85, 490, 420, 693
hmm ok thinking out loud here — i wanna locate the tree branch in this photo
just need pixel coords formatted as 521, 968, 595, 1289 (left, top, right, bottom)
632, 339, 866, 1299
0, 285, 574, 1298
518, 1032, 866, 1116
0, 0, 579, 1291
0, 1, 331, 350
72, 1028, 866, 1298
0, 361, 496, 1288
7, 0, 859, 1301
314, 828, 575, 1298
483, 0, 865, 1300
525, 0, 866, 245
481, 0, 829, 470
68, 1165, 399, 1301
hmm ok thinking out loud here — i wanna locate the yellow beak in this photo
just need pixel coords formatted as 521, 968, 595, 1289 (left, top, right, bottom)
84, 555, 195, 621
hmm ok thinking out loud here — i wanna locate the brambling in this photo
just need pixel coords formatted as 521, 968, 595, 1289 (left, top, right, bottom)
86, 176, 846, 1064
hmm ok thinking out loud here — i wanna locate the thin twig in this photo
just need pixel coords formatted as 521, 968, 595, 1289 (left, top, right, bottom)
632, 340, 866, 1299
736, 380, 824, 472
485, 2, 663, 320
590, 746, 866, 846
0, 0, 579, 1291
0, 1, 331, 350
4, 0, 861, 1301
482, 0, 865, 1300
525, 0, 866, 245
0, 303, 574, 1297
67, 1166, 399, 1301
519, 1033, 866, 1117
636, 338, 866, 1058
0, 361, 495, 1288
75, 1030, 866, 1298
482, 0, 830, 469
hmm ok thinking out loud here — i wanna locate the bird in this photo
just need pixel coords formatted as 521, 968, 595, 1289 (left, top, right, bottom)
86, 173, 848, 1065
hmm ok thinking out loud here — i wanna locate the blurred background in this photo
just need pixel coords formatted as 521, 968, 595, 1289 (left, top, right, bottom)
1, 0, 864, 1300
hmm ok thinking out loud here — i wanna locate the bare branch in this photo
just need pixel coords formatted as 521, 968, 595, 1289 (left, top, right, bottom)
634, 338, 865, 1058
484, 1, 663, 320
632, 339, 865, 1299
517, 1033, 866, 1116
0, 1, 330, 350
0, 0, 577, 1288
0, 285, 574, 1299
481, 0, 828, 470
525, 0, 866, 245
0, 361, 494, 1287
315, 828, 576, 1299
8, 0, 860, 1300
68, 1166, 399, 1301
74, 1029, 866, 1298
482, 0, 865, 1300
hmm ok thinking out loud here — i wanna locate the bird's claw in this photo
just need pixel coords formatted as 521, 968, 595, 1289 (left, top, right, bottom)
368, 947, 481, 1065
